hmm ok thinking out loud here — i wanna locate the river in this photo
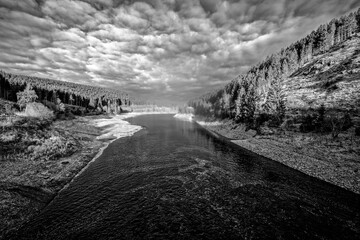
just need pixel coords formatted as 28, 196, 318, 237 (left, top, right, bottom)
9, 114, 360, 239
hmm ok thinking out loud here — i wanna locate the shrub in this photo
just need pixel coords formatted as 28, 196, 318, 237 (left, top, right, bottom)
325, 113, 353, 139
42, 100, 57, 112
253, 116, 262, 134
56, 113, 66, 120
254, 113, 271, 131
25, 102, 54, 119
280, 117, 296, 131
267, 115, 284, 127
0, 116, 16, 128
300, 114, 317, 132
56, 97, 65, 112
30, 135, 76, 161
4, 104, 13, 114
65, 110, 75, 119
0, 131, 18, 143
341, 113, 352, 131
316, 104, 325, 123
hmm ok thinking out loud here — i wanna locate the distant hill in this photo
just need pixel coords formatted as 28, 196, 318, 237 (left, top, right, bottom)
0, 71, 132, 113
189, 8, 360, 125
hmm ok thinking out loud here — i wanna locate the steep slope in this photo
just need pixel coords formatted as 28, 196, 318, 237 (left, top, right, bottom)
285, 36, 360, 112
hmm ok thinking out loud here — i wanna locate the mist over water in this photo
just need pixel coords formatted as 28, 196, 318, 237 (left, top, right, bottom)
9, 114, 360, 239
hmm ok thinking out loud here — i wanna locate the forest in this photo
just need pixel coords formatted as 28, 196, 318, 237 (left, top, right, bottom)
189, 8, 360, 133
0, 71, 132, 114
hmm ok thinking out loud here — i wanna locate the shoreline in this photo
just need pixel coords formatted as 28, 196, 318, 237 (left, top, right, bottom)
0, 112, 173, 238
58, 111, 177, 191
195, 118, 360, 195
48, 112, 178, 199
51, 112, 153, 197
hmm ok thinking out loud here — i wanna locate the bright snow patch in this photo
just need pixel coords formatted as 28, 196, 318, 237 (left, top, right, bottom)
92, 112, 177, 140
174, 113, 194, 121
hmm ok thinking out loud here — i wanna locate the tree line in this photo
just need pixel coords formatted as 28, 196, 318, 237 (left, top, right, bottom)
0, 71, 133, 114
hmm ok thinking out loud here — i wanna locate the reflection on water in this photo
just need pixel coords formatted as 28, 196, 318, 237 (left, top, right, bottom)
9, 114, 360, 240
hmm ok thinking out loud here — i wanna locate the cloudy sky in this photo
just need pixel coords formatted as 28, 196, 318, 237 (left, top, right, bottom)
0, 0, 359, 105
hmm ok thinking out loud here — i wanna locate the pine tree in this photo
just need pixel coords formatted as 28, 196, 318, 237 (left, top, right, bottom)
263, 77, 286, 125
235, 80, 257, 125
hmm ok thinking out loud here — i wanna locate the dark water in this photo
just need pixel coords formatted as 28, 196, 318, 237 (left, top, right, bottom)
10, 114, 360, 239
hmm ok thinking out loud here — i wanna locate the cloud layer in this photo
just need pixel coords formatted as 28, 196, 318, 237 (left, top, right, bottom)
0, 0, 359, 104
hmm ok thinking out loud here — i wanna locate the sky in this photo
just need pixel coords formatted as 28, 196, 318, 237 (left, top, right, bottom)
0, 0, 359, 105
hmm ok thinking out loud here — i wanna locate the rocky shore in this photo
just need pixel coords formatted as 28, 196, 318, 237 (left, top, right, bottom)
197, 120, 360, 195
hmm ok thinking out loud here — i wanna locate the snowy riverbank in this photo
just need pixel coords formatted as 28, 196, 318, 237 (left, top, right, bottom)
93, 113, 143, 140
94, 112, 179, 139
173, 113, 194, 121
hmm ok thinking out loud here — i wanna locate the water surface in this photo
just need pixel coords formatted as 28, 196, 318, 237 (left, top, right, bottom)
10, 114, 360, 239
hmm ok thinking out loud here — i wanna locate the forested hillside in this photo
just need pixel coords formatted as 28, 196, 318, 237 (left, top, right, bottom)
0, 71, 132, 114
190, 8, 360, 128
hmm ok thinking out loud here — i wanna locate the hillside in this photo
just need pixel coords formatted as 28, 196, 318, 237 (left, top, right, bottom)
189, 8, 360, 125
0, 71, 132, 114
286, 37, 360, 110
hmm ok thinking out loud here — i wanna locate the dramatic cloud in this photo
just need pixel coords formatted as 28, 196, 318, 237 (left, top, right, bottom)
0, 0, 359, 104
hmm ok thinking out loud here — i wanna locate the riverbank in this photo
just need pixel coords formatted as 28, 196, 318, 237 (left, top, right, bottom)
0, 112, 148, 238
173, 113, 194, 121
197, 119, 360, 194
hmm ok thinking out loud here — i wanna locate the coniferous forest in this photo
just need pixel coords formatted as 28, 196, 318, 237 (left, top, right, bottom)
0, 71, 131, 114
